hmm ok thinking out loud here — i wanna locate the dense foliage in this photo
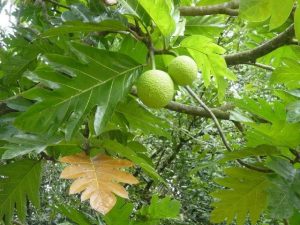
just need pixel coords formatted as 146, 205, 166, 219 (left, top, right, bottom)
0, 0, 300, 224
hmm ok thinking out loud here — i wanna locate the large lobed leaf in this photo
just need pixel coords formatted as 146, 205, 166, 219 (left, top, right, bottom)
15, 43, 142, 139
0, 159, 42, 225
59, 152, 139, 215
211, 168, 270, 225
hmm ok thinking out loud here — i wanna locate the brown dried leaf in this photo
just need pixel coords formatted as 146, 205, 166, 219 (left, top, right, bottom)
59, 152, 139, 214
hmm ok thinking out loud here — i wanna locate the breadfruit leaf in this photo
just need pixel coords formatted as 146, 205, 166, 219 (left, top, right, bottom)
0, 159, 42, 225
210, 167, 270, 225
59, 152, 139, 214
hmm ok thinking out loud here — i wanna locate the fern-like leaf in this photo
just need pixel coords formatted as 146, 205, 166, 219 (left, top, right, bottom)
210, 167, 270, 225
59, 152, 139, 214
0, 160, 42, 225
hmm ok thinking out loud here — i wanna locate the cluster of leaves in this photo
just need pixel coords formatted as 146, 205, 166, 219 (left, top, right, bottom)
0, 0, 299, 225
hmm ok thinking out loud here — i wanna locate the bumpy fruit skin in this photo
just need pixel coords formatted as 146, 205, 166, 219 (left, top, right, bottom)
168, 55, 198, 86
136, 70, 174, 108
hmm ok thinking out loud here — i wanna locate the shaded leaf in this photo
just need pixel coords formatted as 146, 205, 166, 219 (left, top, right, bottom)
211, 168, 270, 225
267, 174, 300, 219
0, 160, 42, 224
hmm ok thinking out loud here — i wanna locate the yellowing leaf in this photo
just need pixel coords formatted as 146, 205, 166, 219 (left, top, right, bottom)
59, 153, 139, 214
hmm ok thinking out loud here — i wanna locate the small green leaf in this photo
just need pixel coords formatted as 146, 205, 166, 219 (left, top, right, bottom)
138, 195, 181, 224
0, 159, 42, 224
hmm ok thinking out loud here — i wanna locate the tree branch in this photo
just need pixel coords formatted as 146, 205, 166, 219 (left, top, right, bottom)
225, 24, 295, 65
130, 87, 231, 120
179, 1, 239, 16
244, 62, 275, 71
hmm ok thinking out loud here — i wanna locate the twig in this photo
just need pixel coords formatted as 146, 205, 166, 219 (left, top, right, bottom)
225, 24, 295, 65
179, 1, 239, 16
185, 86, 272, 173
244, 62, 275, 71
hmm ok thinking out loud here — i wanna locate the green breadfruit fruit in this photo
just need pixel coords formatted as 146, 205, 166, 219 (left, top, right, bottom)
136, 70, 174, 108
168, 55, 198, 86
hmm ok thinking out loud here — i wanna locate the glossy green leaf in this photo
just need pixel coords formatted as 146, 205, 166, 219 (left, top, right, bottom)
269, 0, 294, 30
211, 168, 270, 225
138, 0, 176, 36
15, 43, 142, 139
41, 20, 127, 38
0, 159, 42, 225
240, 0, 271, 22
240, 0, 294, 29
185, 16, 225, 37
